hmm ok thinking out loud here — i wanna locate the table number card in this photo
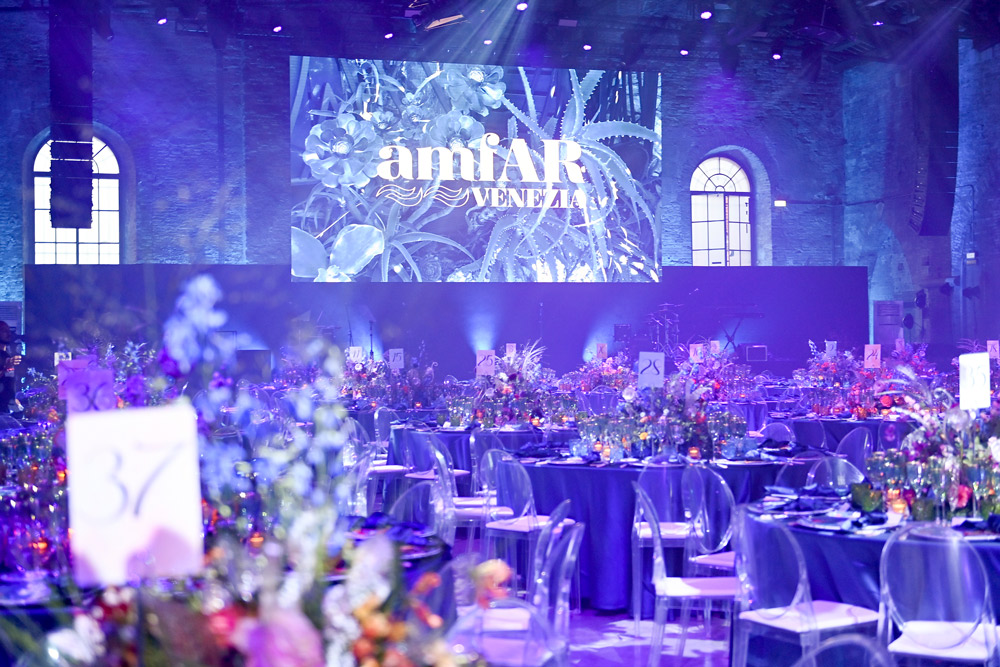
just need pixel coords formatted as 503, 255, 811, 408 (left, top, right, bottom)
57, 356, 96, 400
387, 348, 405, 370
595, 342, 608, 360
864, 344, 882, 369
505, 343, 517, 358
67, 403, 203, 586
638, 352, 665, 389
988, 340, 1000, 360
709, 340, 722, 355
895, 338, 906, 355
475, 350, 496, 377
64, 368, 116, 413
689, 343, 705, 364
54, 351, 72, 367
347, 346, 366, 363
959, 352, 991, 411
825, 340, 837, 355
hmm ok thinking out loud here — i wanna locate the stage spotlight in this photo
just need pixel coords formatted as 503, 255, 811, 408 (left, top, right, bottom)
680, 48, 690, 55
483, 38, 493, 45
384, 32, 394, 39
516, 2, 528, 10
771, 40, 784, 60
154, 2, 167, 24
583, 43, 592, 50
273, 24, 282, 33
699, 3, 713, 20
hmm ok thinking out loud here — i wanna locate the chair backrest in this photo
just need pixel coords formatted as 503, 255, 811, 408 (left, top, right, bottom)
388, 480, 456, 546
876, 419, 910, 452
532, 521, 585, 641
734, 507, 814, 626
491, 453, 538, 523
789, 634, 893, 667
470, 428, 504, 495
774, 452, 828, 489
759, 422, 794, 444
585, 386, 619, 415
374, 407, 399, 444
636, 454, 686, 526
680, 465, 736, 564
835, 427, 874, 476
445, 597, 564, 667
340, 450, 373, 516
633, 484, 669, 586
530, 499, 572, 600
795, 419, 828, 450
807, 457, 865, 488
879, 522, 996, 653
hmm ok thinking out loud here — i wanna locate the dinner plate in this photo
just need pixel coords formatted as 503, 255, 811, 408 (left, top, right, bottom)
713, 459, 773, 466
551, 457, 585, 465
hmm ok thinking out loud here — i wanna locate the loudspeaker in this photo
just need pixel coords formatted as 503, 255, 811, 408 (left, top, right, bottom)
745, 345, 768, 362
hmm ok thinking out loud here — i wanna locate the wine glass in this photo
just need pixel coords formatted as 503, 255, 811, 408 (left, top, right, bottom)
965, 457, 989, 518
926, 456, 952, 524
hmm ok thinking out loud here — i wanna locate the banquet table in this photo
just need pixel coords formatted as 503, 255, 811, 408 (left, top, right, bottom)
785, 522, 1000, 611
389, 425, 577, 472
784, 416, 914, 452
522, 459, 781, 612
723, 401, 768, 432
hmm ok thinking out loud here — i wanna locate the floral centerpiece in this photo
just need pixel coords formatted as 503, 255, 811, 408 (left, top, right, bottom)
4, 275, 473, 667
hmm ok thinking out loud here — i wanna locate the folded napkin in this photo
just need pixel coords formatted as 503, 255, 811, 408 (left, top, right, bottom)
800, 483, 850, 498
778, 496, 839, 513
516, 443, 560, 459
852, 511, 888, 528
955, 514, 1000, 533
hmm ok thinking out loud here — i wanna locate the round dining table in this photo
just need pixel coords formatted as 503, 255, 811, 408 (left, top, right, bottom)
522, 458, 781, 612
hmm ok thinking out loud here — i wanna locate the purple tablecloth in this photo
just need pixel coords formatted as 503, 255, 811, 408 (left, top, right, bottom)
523, 460, 780, 612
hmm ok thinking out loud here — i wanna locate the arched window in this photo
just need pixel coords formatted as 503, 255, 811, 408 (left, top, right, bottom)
690, 156, 752, 266
31, 136, 121, 264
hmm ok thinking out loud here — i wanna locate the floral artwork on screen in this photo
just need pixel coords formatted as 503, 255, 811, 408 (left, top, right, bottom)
290, 57, 662, 283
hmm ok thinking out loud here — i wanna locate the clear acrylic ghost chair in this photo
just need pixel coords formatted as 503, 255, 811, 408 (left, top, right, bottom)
789, 634, 893, 667
585, 385, 619, 416
486, 518, 585, 650
835, 427, 874, 477
635, 483, 739, 665
732, 508, 879, 667
445, 597, 568, 667
878, 522, 999, 665
796, 419, 829, 451
876, 419, 906, 452
483, 451, 563, 596
807, 457, 865, 489
339, 450, 374, 517
774, 452, 829, 490
388, 479, 456, 547
632, 454, 690, 636
531, 521, 585, 642
373, 406, 399, 459
759, 422, 795, 444
363, 414, 409, 512
682, 465, 737, 574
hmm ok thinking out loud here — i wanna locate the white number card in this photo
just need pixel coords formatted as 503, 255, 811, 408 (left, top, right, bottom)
638, 351, 665, 389
895, 338, 907, 355
387, 348, 405, 370
67, 403, 203, 586
959, 352, 991, 411
475, 350, 496, 377
595, 342, 608, 360
505, 343, 517, 358
709, 340, 721, 355
64, 368, 116, 413
57, 356, 96, 400
988, 340, 1000, 360
689, 343, 705, 364
347, 346, 366, 363
825, 340, 837, 355
864, 344, 882, 369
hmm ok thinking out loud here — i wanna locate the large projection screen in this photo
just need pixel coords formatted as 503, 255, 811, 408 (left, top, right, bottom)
290, 57, 661, 283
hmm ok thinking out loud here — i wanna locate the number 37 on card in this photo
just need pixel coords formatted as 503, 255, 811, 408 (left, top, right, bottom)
67, 403, 203, 587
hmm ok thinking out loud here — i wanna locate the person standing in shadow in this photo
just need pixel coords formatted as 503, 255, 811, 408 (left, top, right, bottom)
0, 321, 22, 414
